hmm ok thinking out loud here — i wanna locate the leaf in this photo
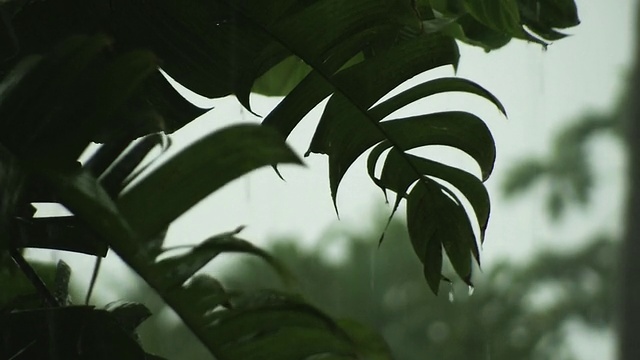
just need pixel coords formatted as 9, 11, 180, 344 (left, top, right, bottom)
407, 180, 475, 292
252, 56, 312, 97
0, 307, 148, 359
0, 35, 163, 165
518, 0, 580, 41
118, 124, 302, 239
99, 133, 167, 198
108, 0, 287, 111
137, 71, 209, 134
380, 150, 490, 242
154, 228, 291, 290
39, 167, 140, 254
463, 0, 521, 33
424, 13, 512, 51
105, 301, 153, 335
306, 35, 460, 205
369, 77, 507, 119
338, 319, 394, 360
12, 216, 108, 256
206, 290, 355, 359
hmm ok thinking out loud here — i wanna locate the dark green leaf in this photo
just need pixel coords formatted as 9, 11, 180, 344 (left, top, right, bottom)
407, 179, 476, 290
370, 77, 507, 119
338, 319, 394, 359
252, 56, 312, 97
105, 301, 153, 334
12, 216, 108, 256
518, 0, 580, 32
406, 181, 440, 293
99, 133, 167, 198
206, 290, 353, 358
155, 228, 291, 290
0, 307, 147, 360
462, 0, 523, 37
380, 150, 490, 243
118, 124, 302, 239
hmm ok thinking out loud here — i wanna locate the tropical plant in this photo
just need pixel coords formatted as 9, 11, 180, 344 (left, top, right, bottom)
0, 0, 579, 358
118, 213, 615, 360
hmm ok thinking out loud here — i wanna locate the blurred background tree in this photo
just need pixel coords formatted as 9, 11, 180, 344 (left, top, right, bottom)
110, 211, 615, 360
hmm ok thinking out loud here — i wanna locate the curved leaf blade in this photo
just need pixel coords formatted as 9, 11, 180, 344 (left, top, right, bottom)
155, 229, 291, 290
407, 180, 475, 291
118, 124, 303, 239
381, 150, 490, 242
369, 77, 507, 120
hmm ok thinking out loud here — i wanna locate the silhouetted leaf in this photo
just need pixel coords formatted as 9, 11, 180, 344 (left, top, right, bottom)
118, 124, 302, 239
105, 301, 152, 335
369, 77, 507, 119
12, 216, 108, 256
155, 227, 291, 290
207, 290, 355, 359
338, 319, 394, 360
407, 180, 475, 291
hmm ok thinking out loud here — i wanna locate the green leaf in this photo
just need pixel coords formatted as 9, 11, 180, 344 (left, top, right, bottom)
462, 0, 522, 36
0, 307, 148, 359
370, 76, 507, 119
12, 216, 108, 256
141, 72, 209, 134
307, 35, 460, 205
380, 150, 490, 242
40, 167, 139, 253
118, 124, 302, 239
99, 133, 167, 198
462, 0, 547, 45
444, 14, 513, 51
406, 180, 440, 293
252, 56, 312, 97
338, 319, 394, 360
105, 301, 153, 335
518, 0, 580, 34
155, 228, 291, 290
0, 35, 164, 166
407, 180, 476, 291
207, 290, 354, 359
109, 0, 286, 111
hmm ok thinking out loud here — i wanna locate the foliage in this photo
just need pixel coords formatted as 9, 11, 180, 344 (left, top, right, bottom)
0, 0, 578, 358
124, 215, 615, 360
503, 102, 622, 218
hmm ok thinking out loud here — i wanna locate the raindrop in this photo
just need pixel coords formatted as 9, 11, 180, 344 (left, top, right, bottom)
448, 287, 455, 303
468, 285, 475, 296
